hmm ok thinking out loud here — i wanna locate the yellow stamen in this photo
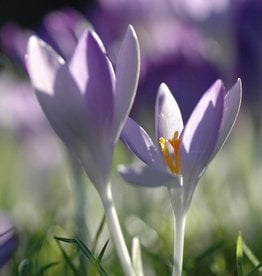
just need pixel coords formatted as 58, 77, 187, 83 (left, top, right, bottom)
159, 131, 182, 175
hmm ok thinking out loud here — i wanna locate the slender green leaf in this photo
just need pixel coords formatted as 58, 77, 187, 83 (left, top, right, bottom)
242, 240, 260, 267
97, 240, 109, 264
55, 239, 79, 276
37, 261, 60, 276
246, 263, 262, 275
92, 214, 106, 252
194, 240, 224, 262
75, 239, 108, 276
54, 237, 108, 276
236, 232, 243, 276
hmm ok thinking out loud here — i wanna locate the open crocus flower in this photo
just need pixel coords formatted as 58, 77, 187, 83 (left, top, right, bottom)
119, 79, 241, 275
26, 25, 140, 191
120, 79, 242, 211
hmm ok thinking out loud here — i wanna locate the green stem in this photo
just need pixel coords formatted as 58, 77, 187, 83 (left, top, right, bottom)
100, 183, 135, 276
168, 186, 187, 276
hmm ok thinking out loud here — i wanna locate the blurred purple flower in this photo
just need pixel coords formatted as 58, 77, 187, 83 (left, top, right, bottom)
119, 79, 241, 211
170, 0, 232, 21
89, 0, 222, 121
0, 72, 62, 172
38, 8, 91, 60
0, 214, 18, 267
0, 73, 46, 134
26, 25, 140, 190
0, 8, 90, 65
234, 0, 262, 119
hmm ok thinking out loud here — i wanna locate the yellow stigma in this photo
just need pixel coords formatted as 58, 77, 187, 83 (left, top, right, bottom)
159, 131, 182, 175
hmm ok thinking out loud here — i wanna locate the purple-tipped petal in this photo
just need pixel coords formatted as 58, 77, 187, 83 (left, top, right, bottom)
181, 80, 224, 180
121, 117, 164, 168
69, 30, 114, 140
113, 25, 140, 141
27, 36, 65, 95
118, 163, 175, 187
155, 83, 184, 141
210, 78, 242, 160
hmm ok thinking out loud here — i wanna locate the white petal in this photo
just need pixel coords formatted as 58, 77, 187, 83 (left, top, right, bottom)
155, 83, 184, 141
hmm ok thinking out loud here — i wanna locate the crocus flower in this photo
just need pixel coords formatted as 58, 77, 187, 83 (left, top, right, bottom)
0, 213, 18, 268
26, 25, 140, 276
26, 25, 139, 190
119, 79, 242, 275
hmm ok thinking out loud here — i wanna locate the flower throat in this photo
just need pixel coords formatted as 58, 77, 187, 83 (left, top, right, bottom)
159, 131, 182, 175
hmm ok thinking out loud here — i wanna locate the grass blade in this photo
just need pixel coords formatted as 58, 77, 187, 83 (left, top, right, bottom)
246, 262, 262, 275
55, 239, 79, 276
54, 236, 108, 276
97, 240, 109, 264
194, 240, 224, 263
236, 232, 243, 276
242, 240, 260, 267
92, 214, 106, 252
37, 261, 60, 275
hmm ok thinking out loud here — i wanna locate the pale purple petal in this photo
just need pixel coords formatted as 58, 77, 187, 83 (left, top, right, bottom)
181, 80, 224, 180
35, 65, 90, 155
121, 117, 164, 168
69, 29, 104, 91
210, 78, 242, 160
27, 36, 94, 158
69, 30, 114, 140
118, 163, 175, 187
113, 25, 140, 141
35, 64, 114, 186
27, 36, 65, 95
155, 83, 184, 141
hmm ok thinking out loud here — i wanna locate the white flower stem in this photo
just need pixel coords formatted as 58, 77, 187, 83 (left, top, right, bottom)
69, 156, 89, 274
168, 187, 187, 276
100, 183, 135, 276
172, 210, 186, 276
70, 158, 89, 244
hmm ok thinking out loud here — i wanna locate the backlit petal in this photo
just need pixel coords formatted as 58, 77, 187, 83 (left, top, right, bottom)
113, 25, 140, 141
181, 80, 224, 181
118, 163, 175, 187
121, 117, 164, 168
69, 30, 114, 142
27, 36, 64, 95
155, 83, 184, 142
35, 65, 90, 155
210, 78, 242, 160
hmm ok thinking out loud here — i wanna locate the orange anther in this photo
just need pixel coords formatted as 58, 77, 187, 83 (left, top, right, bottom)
159, 131, 182, 175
